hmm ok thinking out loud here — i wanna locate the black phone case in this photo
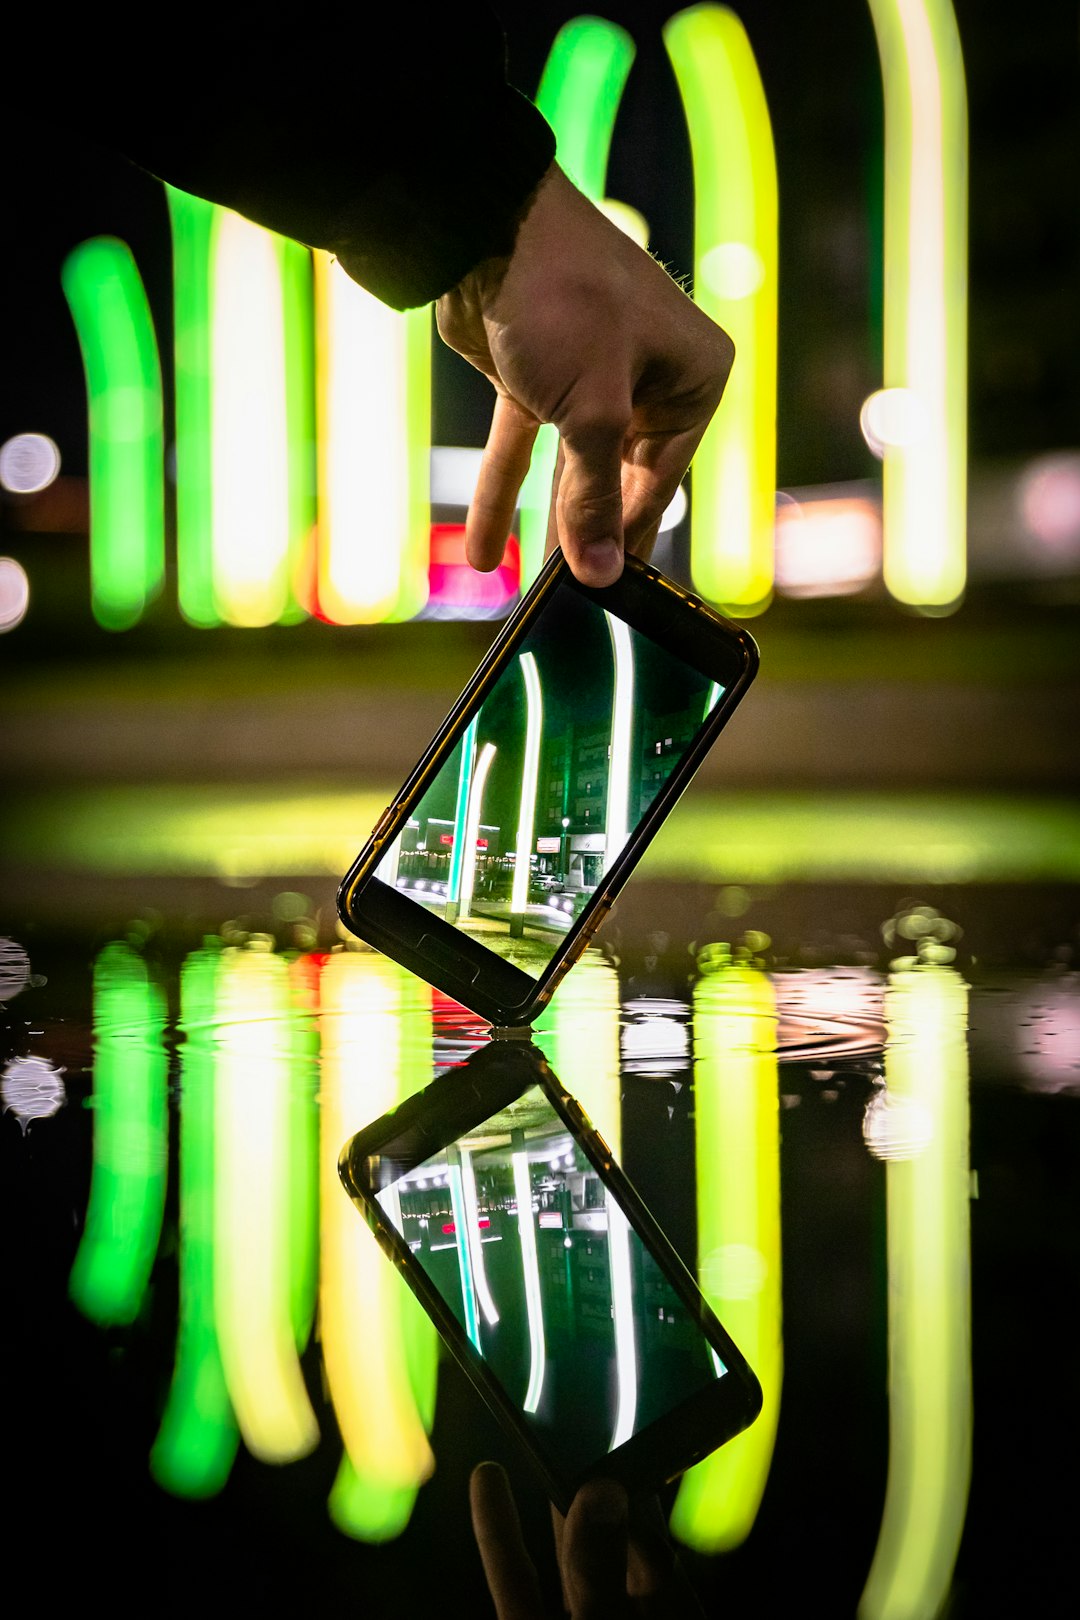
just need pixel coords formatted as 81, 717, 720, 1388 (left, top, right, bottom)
338, 1041, 763, 1513
337, 551, 758, 1025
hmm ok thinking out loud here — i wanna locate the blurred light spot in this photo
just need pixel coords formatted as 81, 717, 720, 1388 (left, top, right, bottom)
0, 938, 31, 1001
1018, 452, 1080, 549
597, 198, 650, 248
774, 486, 881, 597
426, 524, 520, 620
0, 432, 61, 493
717, 885, 751, 918
0, 558, 30, 631
1015, 979, 1080, 1095
660, 483, 687, 532
862, 1089, 934, 1160
859, 387, 930, 457
1, 1056, 65, 1133
699, 1242, 768, 1300
700, 241, 765, 300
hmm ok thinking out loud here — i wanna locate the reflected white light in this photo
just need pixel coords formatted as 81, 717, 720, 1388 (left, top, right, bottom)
862, 1090, 935, 1161
512, 1146, 546, 1414
860, 388, 930, 457
0, 1055, 65, 1131
459, 1147, 500, 1327
604, 613, 635, 864
0, 558, 30, 632
458, 742, 496, 923
0, 432, 61, 493
0, 938, 31, 1001
700, 241, 765, 300
447, 1159, 482, 1350
607, 1195, 638, 1451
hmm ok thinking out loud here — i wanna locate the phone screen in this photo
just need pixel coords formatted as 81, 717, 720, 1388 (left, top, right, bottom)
375, 574, 722, 981
374, 1083, 726, 1478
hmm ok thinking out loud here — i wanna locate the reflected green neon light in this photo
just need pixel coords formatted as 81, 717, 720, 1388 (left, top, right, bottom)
61, 238, 165, 630
512, 1138, 547, 1414
671, 965, 782, 1552
320, 953, 436, 1542
511, 653, 544, 926
859, 966, 972, 1619
460, 1145, 500, 1328
458, 742, 497, 923
447, 715, 480, 909
867, 0, 967, 610
167, 187, 218, 626
152, 944, 239, 1498
315, 256, 430, 623
213, 948, 319, 1463
69, 942, 169, 1325
447, 1153, 482, 1351
664, 6, 778, 615
605, 613, 635, 861
519, 17, 636, 587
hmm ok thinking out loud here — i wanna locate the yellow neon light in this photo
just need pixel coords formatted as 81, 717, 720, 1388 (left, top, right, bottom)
664, 5, 778, 614
319, 952, 435, 1541
314, 254, 430, 623
858, 965, 972, 1618
536, 949, 622, 1151
458, 741, 497, 923
604, 612, 635, 866
867, 0, 967, 610
511, 653, 544, 925
212, 947, 319, 1463
671, 963, 782, 1551
208, 210, 292, 626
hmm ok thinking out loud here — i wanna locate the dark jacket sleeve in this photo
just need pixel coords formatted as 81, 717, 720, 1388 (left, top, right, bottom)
46, 2, 556, 310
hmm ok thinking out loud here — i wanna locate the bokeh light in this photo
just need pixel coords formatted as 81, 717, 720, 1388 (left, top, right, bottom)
0, 432, 61, 493
0, 557, 30, 632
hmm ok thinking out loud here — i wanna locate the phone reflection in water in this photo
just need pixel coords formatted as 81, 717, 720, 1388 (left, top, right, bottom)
375, 578, 720, 978
373, 1046, 728, 1479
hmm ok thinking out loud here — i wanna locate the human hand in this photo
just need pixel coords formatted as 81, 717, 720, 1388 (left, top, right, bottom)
436, 164, 734, 589
470, 1460, 706, 1618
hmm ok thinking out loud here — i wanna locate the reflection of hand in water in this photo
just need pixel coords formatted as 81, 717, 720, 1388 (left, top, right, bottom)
470, 1461, 706, 1618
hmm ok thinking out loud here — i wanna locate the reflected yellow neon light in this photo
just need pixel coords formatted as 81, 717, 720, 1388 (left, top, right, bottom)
605, 612, 635, 864
70, 943, 169, 1325
536, 949, 622, 1151
512, 1139, 547, 1414
511, 653, 544, 925
152, 944, 239, 1497
213, 948, 319, 1463
671, 964, 782, 1552
458, 742, 497, 923
664, 6, 778, 614
867, 0, 967, 609
519, 17, 636, 587
858, 965, 972, 1619
314, 254, 430, 623
319, 952, 435, 1541
209, 211, 292, 626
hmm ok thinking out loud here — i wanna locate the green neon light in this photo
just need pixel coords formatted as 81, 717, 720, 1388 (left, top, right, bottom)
510, 653, 544, 927
69, 942, 169, 1325
664, 5, 778, 615
867, 0, 967, 610
518, 17, 636, 588
671, 965, 781, 1552
166, 187, 218, 627
447, 715, 480, 908
287, 955, 320, 1354
151, 944, 239, 1498
859, 966, 972, 1619
61, 238, 165, 630
279, 237, 318, 624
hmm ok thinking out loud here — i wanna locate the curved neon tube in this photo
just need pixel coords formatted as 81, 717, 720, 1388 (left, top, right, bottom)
511, 653, 544, 924
458, 742, 497, 923
607, 1195, 639, 1451
61, 238, 165, 630
69, 942, 169, 1326
867, 0, 967, 610
166, 187, 218, 626
518, 17, 636, 588
858, 965, 972, 1619
447, 1154, 482, 1351
604, 612, 635, 868
664, 6, 778, 614
512, 1142, 547, 1414
447, 715, 480, 910
671, 965, 782, 1553
460, 1146, 500, 1329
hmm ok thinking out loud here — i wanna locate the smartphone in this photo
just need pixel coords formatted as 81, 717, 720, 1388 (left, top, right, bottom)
337, 551, 758, 1025
338, 1040, 762, 1514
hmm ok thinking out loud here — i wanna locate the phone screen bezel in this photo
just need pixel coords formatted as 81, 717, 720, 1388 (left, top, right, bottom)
337, 552, 758, 1024
338, 1041, 763, 1513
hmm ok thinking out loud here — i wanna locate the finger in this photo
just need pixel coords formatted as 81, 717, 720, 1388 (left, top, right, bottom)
550, 1500, 569, 1614
467, 396, 541, 573
561, 1477, 630, 1619
556, 406, 631, 588
621, 423, 708, 558
543, 441, 566, 562
470, 1463, 547, 1620
625, 1493, 706, 1618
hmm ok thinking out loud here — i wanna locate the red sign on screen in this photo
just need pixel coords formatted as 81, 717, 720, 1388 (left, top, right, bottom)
439, 833, 454, 846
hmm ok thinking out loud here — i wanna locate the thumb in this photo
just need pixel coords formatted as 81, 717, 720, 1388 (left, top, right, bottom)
556, 405, 629, 588
563, 1477, 630, 1619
